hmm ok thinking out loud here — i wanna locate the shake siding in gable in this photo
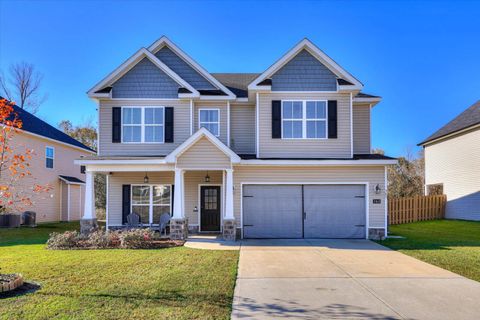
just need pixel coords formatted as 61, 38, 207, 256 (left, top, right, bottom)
230, 104, 256, 154
271, 49, 337, 91
176, 137, 231, 169
155, 47, 216, 90
98, 99, 190, 156
258, 92, 352, 158
193, 101, 228, 145
232, 166, 387, 228
353, 104, 371, 154
111, 58, 180, 98
425, 129, 480, 220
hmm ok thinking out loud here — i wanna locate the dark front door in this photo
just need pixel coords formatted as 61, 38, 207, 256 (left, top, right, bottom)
200, 186, 221, 231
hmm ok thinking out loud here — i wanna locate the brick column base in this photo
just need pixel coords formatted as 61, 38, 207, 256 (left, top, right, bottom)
170, 218, 188, 240
80, 218, 98, 234
222, 219, 237, 241
368, 228, 386, 240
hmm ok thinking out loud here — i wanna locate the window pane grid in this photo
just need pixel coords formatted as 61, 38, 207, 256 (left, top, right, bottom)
131, 185, 171, 225
122, 107, 164, 143
282, 101, 328, 139
199, 109, 220, 136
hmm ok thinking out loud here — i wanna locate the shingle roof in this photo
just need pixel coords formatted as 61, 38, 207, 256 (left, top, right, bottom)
356, 92, 380, 98
239, 154, 396, 160
419, 100, 480, 145
2, 98, 95, 153
211, 73, 260, 98
59, 175, 85, 184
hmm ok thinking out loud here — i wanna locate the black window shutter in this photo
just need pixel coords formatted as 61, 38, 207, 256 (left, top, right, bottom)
328, 100, 338, 139
272, 100, 282, 138
122, 184, 131, 224
112, 107, 121, 143
80, 165, 86, 174
165, 107, 174, 143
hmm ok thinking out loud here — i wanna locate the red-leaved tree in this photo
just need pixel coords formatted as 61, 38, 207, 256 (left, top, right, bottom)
0, 98, 52, 213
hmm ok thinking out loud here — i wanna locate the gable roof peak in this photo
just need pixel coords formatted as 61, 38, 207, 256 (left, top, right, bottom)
248, 38, 363, 90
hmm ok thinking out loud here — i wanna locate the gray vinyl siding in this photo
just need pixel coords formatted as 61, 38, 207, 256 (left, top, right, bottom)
184, 171, 223, 226
258, 92, 352, 158
107, 172, 174, 226
98, 99, 190, 156
176, 137, 231, 169
111, 58, 180, 98
353, 104, 371, 154
193, 101, 228, 145
232, 165, 387, 229
155, 47, 216, 90
230, 104, 256, 154
424, 128, 480, 220
271, 49, 337, 91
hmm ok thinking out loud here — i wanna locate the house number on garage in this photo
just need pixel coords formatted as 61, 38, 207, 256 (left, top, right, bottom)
373, 199, 381, 204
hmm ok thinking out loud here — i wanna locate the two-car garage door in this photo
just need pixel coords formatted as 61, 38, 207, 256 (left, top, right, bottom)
243, 184, 366, 239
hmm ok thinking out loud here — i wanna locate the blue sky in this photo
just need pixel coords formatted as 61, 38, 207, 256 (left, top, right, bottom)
1, 0, 479, 157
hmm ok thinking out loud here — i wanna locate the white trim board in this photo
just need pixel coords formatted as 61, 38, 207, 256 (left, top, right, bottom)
165, 127, 240, 163
239, 182, 370, 239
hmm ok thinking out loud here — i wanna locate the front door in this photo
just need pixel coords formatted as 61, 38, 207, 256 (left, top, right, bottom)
200, 186, 221, 232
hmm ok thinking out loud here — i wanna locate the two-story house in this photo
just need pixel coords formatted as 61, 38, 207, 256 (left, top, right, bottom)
1, 99, 95, 223
77, 37, 396, 240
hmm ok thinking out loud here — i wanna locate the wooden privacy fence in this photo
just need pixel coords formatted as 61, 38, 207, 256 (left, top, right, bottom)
388, 194, 446, 225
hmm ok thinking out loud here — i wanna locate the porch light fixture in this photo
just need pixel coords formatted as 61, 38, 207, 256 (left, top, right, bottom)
204, 171, 210, 183
144, 172, 149, 184
375, 184, 381, 194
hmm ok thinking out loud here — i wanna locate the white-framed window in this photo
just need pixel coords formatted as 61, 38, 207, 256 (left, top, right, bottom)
122, 106, 164, 143
282, 100, 327, 139
131, 184, 172, 225
199, 108, 220, 136
45, 146, 54, 169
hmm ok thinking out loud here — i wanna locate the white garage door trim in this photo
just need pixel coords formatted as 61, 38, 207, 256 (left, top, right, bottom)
240, 182, 369, 239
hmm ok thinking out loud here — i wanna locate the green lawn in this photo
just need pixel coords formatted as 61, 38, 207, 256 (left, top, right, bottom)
0, 222, 239, 320
378, 220, 480, 282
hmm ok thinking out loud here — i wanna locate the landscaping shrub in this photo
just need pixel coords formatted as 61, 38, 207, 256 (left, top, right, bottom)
46, 228, 182, 250
86, 229, 111, 248
119, 229, 157, 249
46, 231, 82, 249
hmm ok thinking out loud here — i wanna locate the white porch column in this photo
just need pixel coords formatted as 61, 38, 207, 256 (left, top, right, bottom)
173, 169, 184, 219
82, 171, 95, 220
224, 169, 234, 219
81, 170, 98, 233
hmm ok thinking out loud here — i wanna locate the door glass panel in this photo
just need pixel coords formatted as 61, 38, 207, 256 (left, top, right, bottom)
204, 188, 218, 210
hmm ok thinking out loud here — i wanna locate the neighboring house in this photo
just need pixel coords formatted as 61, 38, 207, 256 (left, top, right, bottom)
419, 101, 480, 221
77, 36, 396, 240
1, 100, 95, 222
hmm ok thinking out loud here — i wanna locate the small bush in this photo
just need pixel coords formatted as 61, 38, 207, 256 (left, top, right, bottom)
46, 228, 179, 250
86, 229, 110, 248
119, 229, 157, 249
47, 231, 81, 249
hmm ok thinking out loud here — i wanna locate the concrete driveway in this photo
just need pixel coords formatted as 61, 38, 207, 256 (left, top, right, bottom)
232, 239, 480, 320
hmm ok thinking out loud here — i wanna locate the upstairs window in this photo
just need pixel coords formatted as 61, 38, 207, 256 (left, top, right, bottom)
46, 146, 54, 169
282, 100, 327, 139
199, 109, 220, 136
122, 107, 164, 143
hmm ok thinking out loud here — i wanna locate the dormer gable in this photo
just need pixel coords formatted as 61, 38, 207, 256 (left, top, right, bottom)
249, 38, 363, 92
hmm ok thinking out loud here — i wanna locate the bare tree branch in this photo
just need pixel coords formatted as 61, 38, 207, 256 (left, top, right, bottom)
0, 62, 47, 114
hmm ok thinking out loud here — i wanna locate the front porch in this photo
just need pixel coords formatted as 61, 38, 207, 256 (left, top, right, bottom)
81, 168, 237, 240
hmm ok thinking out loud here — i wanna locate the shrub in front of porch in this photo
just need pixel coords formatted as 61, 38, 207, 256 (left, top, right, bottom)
47, 229, 184, 250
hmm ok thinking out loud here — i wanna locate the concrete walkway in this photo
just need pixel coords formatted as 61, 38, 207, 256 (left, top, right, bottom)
232, 239, 480, 320
184, 234, 240, 250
